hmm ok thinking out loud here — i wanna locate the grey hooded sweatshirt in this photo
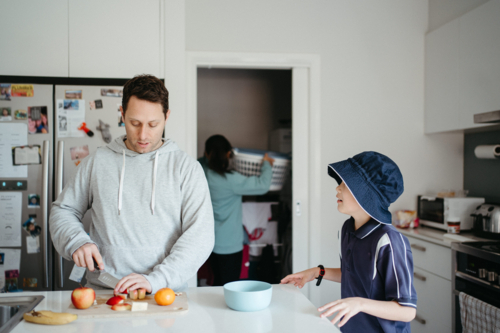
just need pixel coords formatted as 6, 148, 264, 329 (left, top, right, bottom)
49, 135, 214, 293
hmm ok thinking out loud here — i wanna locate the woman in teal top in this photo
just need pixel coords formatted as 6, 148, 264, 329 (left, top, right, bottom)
199, 135, 274, 286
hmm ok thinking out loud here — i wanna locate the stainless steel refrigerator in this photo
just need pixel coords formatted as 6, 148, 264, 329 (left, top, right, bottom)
0, 83, 126, 291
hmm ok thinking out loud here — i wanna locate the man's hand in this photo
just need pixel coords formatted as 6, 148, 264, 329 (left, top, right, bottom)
72, 243, 104, 272
115, 273, 152, 295
318, 297, 364, 327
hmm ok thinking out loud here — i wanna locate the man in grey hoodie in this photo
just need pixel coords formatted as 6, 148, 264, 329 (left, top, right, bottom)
50, 75, 214, 294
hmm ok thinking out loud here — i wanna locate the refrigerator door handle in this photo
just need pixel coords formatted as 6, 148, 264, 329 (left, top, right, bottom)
55, 140, 64, 288
42, 140, 50, 288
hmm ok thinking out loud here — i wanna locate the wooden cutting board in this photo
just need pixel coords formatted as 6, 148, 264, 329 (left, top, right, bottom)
66, 292, 188, 318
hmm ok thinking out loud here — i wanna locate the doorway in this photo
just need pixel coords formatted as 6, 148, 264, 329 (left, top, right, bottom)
186, 52, 321, 301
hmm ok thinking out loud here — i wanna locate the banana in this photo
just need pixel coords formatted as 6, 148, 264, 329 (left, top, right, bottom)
23, 310, 78, 325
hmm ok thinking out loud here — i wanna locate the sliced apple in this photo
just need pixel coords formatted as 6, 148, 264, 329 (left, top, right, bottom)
106, 296, 125, 306
129, 289, 138, 300
137, 288, 146, 300
111, 303, 131, 311
115, 293, 127, 300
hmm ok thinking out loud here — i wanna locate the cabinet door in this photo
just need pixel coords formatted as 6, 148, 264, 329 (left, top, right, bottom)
425, 19, 460, 134
458, 0, 500, 129
68, 0, 160, 78
0, 0, 69, 77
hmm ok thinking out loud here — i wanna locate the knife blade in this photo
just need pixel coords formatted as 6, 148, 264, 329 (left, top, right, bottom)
93, 258, 121, 289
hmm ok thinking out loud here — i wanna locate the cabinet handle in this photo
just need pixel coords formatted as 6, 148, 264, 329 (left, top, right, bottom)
411, 244, 426, 252
415, 314, 426, 325
414, 272, 427, 281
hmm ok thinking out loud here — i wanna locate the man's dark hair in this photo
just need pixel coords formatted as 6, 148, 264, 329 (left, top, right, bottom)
122, 74, 169, 117
205, 135, 233, 176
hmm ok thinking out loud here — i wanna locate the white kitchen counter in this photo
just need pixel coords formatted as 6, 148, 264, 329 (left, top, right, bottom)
397, 225, 489, 247
2, 285, 340, 333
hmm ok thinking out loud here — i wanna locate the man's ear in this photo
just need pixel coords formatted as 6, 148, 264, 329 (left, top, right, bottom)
120, 106, 125, 123
165, 109, 171, 121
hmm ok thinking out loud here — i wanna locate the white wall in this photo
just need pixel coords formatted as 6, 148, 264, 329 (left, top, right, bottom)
186, 0, 464, 307
428, 0, 490, 31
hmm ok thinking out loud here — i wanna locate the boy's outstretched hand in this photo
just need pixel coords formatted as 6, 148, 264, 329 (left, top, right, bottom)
318, 297, 363, 327
280, 267, 318, 288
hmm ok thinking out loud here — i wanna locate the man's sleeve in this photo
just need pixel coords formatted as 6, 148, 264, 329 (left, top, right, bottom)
376, 232, 418, 308
49, 155, 96, 261
144, 159, 215, 293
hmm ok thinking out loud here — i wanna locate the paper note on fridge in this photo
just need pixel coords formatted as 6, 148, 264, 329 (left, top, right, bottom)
0, 123, 28, 178
13, 145, 41, 165
56, 99, 85, 138
0, 193, 22, 247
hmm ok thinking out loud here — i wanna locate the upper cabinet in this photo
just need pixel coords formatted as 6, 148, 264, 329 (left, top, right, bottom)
0, 0, 69, 77
425, 0, 500, 133
68, 0, 161, 78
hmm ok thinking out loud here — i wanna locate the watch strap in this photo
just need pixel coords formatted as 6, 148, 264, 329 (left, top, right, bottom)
316, 264, 325, 286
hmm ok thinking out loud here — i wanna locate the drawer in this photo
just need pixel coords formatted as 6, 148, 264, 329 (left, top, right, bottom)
411, 267, 452, 333
408, 237, 451, 280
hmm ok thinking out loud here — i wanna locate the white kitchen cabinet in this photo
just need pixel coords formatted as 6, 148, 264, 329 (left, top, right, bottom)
406, 236, 453, 333
68, 0, 161, 78
425, 0, 500, 133
0, 0, 69, 77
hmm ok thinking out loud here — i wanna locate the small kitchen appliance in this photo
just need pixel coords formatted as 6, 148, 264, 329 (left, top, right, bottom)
471, 204, 500, 240
452, 241, 500, 332
417, 196, 485, 231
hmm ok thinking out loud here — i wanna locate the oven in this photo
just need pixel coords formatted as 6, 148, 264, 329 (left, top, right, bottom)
452, 241, 500, 332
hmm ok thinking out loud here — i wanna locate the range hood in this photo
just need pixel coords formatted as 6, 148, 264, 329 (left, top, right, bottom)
474, 110, 500, 124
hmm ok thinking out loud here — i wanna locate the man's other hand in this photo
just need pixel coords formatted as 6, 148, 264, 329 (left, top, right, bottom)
115, 273, 152, 294
72, 243, 104, 272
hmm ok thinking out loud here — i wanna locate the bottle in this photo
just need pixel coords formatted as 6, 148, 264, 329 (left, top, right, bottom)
447, 217, 461, 234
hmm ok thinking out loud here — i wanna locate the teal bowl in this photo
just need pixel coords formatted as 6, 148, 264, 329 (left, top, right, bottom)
223, 281, 272, 312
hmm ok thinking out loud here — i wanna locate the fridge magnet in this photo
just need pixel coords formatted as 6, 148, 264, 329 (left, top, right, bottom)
5, 270, 19, 292
23, 277, 38, 288
28, 106, 48, 134
0, 84, 11, 100
70, 145, 90, 162
96, 119, 112, 143
78, 122, 94, 137
0, 252, 4, 265
11, 84, 34, 97
12, 145, 41, 165
56, 99, 85, 138
27, 194, 40, 208
101, 88, 122, 97
14, 109, 27, 120
0, 107, 12, 121
118, 104, 124, 127
65, 90, 82, 99
22, 217, 41, 238
26, 236, 40, 254
89, 99, 103, 110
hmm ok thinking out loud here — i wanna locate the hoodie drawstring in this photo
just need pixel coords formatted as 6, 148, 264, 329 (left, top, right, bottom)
118, 150, 126, 215
151, 150, 159, 215
118, 149, 159, 215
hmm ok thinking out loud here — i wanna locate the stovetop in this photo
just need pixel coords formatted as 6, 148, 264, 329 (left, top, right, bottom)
462, 241, 500, 254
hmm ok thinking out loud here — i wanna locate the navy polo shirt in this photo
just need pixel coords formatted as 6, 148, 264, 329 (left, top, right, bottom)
339, 218, 417, 333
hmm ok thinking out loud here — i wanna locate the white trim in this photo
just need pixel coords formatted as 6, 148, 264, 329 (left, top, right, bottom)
328, 165, 385, 224
400, 233, 412, 298
373, 233, 390, 280
338, 230, 342, 259
388, 237, 400, 299
186, 52, 321, 303
398, 302, 417, 308
361, 223, 381, 239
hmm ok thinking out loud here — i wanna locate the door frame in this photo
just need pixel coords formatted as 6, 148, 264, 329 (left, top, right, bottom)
186, 52, 321, 301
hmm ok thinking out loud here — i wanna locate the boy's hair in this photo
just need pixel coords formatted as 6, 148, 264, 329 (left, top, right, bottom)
122, 75, 169, 118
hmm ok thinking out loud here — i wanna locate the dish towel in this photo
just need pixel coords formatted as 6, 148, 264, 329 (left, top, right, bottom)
242, 202, 275, 234
459, 292, 500, 333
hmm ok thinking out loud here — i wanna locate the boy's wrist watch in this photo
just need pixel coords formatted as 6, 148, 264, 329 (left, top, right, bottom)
316, 265, 325, 286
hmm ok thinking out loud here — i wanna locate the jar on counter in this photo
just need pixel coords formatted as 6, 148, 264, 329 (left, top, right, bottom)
447, 217, 461, 234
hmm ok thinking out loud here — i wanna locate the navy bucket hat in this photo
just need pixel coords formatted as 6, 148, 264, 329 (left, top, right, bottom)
328, 151, 404, 224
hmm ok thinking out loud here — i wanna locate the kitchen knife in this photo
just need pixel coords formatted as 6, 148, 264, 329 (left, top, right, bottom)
93, 258, 121, 289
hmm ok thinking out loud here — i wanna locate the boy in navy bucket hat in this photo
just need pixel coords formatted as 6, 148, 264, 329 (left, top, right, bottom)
281, 151, 417, 332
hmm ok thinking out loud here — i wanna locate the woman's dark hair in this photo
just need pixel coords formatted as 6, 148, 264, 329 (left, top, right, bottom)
205, 135, 233, 176
122, 74, 169, 117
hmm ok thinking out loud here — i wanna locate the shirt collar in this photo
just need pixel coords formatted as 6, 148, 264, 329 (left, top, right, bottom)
348, 217, 382, 239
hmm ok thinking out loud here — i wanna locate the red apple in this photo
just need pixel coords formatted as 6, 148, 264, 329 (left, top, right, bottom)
137, 288, 146, 300
71, 287, 96, 309
115, 293, 127, 300
129, 289, 138, 300
111, 303, 131, 311
106, 296, 124, 306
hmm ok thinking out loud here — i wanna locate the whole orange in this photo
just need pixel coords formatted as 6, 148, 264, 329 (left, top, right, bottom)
154, 288, 176, 306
